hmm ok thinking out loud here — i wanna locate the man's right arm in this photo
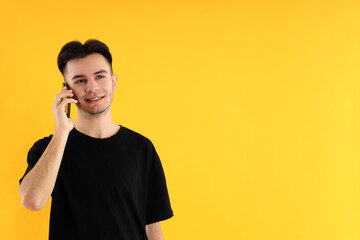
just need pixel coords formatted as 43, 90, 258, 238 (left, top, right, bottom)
19, 85, 77, 211
19, 129, 69, 211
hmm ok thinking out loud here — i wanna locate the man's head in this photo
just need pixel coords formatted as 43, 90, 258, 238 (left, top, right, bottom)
57, 39, 117, 117
57, 39, 113, 83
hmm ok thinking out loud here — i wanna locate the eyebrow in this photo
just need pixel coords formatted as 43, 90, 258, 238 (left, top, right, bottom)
71, 70, 108, 81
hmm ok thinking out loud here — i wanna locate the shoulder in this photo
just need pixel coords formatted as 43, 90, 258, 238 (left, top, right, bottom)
121, 126, 161, 168
121, 125, 153, 147
26, 134, 53, 164
30, 134, 53, 152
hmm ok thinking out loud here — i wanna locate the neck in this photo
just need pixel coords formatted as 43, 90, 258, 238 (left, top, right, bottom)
74, 106, 120, 139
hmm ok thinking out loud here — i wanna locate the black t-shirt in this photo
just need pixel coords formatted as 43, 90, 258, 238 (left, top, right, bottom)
19, 125, 173, 240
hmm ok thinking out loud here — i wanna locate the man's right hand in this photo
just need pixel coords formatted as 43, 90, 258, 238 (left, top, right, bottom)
20, 86, 76, 211
53, 86, 78, 133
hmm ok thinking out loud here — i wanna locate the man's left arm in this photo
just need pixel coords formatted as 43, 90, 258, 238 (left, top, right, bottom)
146, 222, 164, 240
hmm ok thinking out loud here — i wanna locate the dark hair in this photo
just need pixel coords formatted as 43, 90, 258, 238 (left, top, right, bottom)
57, 39, 113, 80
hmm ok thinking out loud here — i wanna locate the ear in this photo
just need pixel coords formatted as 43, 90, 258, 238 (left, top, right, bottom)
112, 74, 117, 90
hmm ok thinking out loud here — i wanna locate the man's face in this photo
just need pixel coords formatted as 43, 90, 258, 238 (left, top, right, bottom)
64, 53, 117, 116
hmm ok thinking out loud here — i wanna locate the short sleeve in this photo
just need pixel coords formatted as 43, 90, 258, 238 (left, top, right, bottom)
19, 136, 52, 185
145, 141, 174, 225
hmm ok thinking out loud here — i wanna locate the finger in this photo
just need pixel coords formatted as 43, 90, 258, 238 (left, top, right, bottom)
60, 97, 78, 104
55, 90, 73, 100
59, 86, 73, 92
61, 86, 72, 92
60, 89, 73, 94
55, 92, 75, 104
59, 92, 74, 98
54, 96, 76, 109
58, 98, 78, 109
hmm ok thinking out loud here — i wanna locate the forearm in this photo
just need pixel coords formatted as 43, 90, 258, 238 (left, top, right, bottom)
146, 222, 164, 240
19, 129, 69, 211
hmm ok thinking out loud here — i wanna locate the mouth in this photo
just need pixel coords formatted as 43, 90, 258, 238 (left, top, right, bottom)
85, 96, 105, 102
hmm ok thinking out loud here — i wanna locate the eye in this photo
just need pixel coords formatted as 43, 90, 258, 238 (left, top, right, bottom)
76, 79, 85, 84
96, 75, 105, 79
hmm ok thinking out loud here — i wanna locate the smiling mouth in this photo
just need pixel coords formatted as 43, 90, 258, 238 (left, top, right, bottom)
86, 96, 104, 102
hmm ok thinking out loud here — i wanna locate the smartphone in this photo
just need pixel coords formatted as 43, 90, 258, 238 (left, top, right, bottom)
62, 83, 71, 118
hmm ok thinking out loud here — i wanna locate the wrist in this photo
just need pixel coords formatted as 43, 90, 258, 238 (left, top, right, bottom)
54, 127, 71, 137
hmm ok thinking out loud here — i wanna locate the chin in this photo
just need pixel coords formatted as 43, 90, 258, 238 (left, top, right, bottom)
89, 108, 108, 115
78, 97, 113, 116
88, 104, 111, 115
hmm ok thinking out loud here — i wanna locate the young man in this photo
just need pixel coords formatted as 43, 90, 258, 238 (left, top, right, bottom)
19, 39, 174, 240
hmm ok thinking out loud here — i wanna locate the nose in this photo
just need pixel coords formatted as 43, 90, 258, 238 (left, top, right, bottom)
85, 79, 99, 93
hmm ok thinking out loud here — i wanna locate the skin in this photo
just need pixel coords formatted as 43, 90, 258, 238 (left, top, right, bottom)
60, 53, 163, 239
146, 222, 164, 240
61, 53, 119, 138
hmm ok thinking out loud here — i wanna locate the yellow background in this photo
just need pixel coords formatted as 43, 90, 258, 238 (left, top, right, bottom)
1, 0, 360, 239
